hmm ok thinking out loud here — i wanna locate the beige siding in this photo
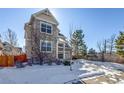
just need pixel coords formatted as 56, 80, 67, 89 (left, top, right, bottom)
36, 13, 58, 25
25, 9, 72, 60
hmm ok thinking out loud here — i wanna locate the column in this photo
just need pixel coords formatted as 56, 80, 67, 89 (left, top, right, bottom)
56, 39, 58, 59
63, 43, 65, 59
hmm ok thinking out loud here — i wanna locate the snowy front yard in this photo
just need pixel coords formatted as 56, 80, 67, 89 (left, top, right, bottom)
0, 65, 78, 84
0, 60, 124, 84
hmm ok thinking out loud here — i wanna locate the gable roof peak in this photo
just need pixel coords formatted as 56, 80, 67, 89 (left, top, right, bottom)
32, 8, 59, 25
38, 8, 50, 15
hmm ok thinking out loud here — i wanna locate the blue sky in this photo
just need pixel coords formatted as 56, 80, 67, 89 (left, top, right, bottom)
0, 8, 124, 51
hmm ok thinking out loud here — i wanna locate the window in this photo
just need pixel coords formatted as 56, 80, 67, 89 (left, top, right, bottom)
47, 42, 51, 51
58, 43, 64, 47
58, 43, 64, 52
41, 23, 52, 34
41, 42, 46, 51
41, 41, 52, 52
41, 24, 46, 32
47, 25, 52, 33
58, 54, 63, 59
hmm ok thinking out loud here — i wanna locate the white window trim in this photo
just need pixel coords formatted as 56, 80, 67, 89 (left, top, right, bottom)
40, 21, 53, 35
40, 40, 52, 53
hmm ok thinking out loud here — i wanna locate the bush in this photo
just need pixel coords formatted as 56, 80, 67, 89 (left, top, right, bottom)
55, 59, 62, 65
115, 56, 124, 64
72, 56, 78, 60
47, 60, 52, 65
63, 60, 71, 66
27, 59, 32, 66
15, 61, 25, 68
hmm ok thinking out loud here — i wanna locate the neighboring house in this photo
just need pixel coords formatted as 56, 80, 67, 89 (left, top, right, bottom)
24, 8, 72, 61
0, 41, 22, 55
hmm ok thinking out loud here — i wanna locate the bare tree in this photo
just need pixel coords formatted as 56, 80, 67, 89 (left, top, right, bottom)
4, 29, 18, 47
31, 27, 51, 65
31, 31, 42, 65
69, 24, 74, 57
69, 24, 74, 71
97, 41, 104, 62
69, 24, 74, 41
97, 39, 107, 62
103, 39, 107, 54
107, 34, 116, 55
97, 41, 102, 53
97, 34, 116, 62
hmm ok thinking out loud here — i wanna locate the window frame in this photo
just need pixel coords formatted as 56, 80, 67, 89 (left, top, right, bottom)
58, 53, 63, 59
40, 40, 52, 53
40, 21, 53, 35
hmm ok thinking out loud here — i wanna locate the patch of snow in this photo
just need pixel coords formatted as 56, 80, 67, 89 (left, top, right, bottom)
109, 78, 118, 82
79, 71, 105, 78
117, 80, 124, 84
100, 82, 108, 84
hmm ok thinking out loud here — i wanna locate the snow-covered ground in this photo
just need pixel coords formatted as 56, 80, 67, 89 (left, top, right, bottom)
0, 60, 124, 84
78, 59, 124, 84
0, 65, 78, 84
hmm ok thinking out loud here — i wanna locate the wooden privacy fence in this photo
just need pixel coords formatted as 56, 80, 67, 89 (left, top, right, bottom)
0, 54, 27, 67
14, 54, 27, 63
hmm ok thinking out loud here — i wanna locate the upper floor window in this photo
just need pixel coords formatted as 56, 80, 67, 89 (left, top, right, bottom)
41, 22, 52, 34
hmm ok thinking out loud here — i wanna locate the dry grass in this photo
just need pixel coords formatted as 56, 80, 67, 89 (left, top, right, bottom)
88, 54, 124, 64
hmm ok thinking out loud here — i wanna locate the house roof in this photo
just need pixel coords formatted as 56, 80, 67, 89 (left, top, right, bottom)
30, 8, 59, 25
0, 41, 23, 55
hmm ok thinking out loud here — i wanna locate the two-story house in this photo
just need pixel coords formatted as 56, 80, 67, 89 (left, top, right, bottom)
24, 8, 72, 61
